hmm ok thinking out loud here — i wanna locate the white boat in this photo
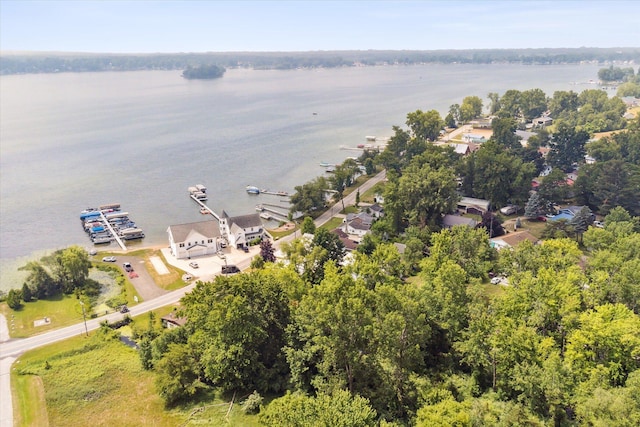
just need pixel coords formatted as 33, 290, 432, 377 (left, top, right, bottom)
260, 212, 271, 220
246, 185, 260, 194
255, 204, 264, 211
319, 161, 334, 167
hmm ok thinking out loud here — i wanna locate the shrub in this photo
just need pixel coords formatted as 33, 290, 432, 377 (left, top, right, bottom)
242, 391, 263, 414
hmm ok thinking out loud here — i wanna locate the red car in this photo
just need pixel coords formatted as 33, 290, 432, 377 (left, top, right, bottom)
535, 216, 547, 222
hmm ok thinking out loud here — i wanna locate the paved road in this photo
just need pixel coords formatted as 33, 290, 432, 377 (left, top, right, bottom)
0, 170, 386, 426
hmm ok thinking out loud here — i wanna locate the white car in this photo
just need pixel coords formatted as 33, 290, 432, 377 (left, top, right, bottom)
102, 256, 116, 262
189, 261, 199, 268
491, 277, 502, 285
593, 221, 604, 228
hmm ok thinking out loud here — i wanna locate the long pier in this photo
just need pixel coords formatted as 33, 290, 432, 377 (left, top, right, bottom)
259, 189, 290, 198
190, 195, 220, 222
99, 212, 127, 250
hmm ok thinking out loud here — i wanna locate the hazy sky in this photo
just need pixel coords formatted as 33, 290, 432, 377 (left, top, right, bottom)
1, 0, 639, 53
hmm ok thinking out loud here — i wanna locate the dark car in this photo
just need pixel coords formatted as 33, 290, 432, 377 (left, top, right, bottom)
222, 265, 240, 274
243, 246, 249, 253
123, 262, 133, 272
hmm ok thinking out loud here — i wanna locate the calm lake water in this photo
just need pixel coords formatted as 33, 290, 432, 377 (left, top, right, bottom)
0, 63, 603, 291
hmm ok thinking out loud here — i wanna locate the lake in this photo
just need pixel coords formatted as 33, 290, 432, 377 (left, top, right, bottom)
0, 63, 603, 291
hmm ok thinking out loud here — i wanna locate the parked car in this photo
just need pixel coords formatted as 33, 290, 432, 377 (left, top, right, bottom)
222, 265, 240, 274
243, 246, 250, 253
189, 261, 199, 268
120, 305, 129, 313
593, 221, 604, 228
491, 277, 502, 285
123, 262, 133, 272
535, 216, 548, 222
102, 256, 116, 262
500, 205, 518, 215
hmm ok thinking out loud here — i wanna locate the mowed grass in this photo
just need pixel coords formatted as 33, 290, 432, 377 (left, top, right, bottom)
140, 248, 185, 291
1, 295, 85, 338
13, 315, 262, 427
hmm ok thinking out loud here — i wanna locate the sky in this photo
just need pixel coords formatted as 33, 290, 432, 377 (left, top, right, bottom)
1, 0, 639, 53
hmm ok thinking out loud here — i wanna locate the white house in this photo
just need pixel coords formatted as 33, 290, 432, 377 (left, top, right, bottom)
219, 211, 264, 249
457, 197, 491, 215
167, 220, 221, 259
462, 133, 486, 144
342, 212, 374, 239
368, 203, 385, 218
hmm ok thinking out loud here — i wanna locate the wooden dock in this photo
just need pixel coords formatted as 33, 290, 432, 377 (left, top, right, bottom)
259, 205, 289, 220
190, 195, 220, 222
99, 212, 127, 250
259, 189, 290, 197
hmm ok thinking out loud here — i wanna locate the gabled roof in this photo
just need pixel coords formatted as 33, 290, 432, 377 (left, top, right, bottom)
369, 203, 384, 213
332, 228, 359, 251
167, 220, 220, 242
348, 217, 372, 231
228, 213, 262, 229
492, 230, 539, 248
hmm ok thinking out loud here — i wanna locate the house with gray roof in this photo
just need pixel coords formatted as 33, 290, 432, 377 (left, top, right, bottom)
167, 220, 221, 259
342, 211, 374, 239
219, 211, 264, 249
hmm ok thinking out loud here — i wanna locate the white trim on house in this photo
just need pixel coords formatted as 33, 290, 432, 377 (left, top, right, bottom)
167, 221, 221, 259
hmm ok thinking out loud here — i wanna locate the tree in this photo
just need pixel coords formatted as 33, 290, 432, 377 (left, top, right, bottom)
549, 90, 579, 118
520, 88, 547, 121
487, 92, 501, 115
476, 211, 505, 238
491, 117, 521, 153
406, 109, 444, 141
21, 283, 33, 302
569, 206, 593, 243
537, 167, 569, 205
154, 343, 200, 406
300, 216, 316, 235
290, 176, 329, 216
459, 95, 483, 123
260, 239, 276, 263
547, 122, 590, 172
6, 289, 22, 310
182, 271, 292, 394
524, 191, 542, 219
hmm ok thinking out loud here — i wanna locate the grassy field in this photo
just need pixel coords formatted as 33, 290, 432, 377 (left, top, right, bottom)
12, 314, 262, 427
1, 295, 86, 338
319, 217, 344, 231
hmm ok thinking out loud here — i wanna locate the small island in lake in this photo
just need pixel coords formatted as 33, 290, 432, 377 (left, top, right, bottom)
182, 64, 225, 80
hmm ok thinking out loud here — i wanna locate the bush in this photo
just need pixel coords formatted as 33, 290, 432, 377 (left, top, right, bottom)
7, 289, 23, 309
242, 391, 263, 414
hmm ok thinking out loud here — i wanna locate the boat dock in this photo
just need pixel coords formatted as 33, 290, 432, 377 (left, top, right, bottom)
255, 203, 289, 220
79, 203, 144, 249
259, 189, 290, 197
190, 194, 220, 222
99, 211, 127, 250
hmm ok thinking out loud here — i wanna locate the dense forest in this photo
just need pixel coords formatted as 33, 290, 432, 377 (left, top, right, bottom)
1, 47, 640, 75
130, 85, 640, 425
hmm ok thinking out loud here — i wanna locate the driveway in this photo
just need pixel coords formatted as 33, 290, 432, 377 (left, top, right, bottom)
116, 255, 168, 301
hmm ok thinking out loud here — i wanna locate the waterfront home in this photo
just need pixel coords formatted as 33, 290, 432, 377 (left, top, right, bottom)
533, 116, 553, 127
449, 143, 471, 155
342, 211, 374, 239
167, 220, 221, 259
219, 211, 264, 249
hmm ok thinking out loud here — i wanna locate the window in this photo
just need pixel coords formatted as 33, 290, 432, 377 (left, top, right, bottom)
179, 243, 184, 248
207, 239, 213, 243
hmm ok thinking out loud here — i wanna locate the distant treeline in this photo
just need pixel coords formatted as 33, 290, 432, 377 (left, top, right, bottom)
1, 47, 639, 75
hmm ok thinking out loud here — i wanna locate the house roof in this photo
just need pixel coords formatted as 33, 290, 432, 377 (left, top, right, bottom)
492, 230, 539, 248
369, 203, 384, 213
442, 214, 477, 228
458, 197, 491, 212
449, 143, 470, 155
161, 312, 187, 327
167, 220, 220, 242
228, 213, 262, 229
332, 228, 359, 251
348, 217, 372, 231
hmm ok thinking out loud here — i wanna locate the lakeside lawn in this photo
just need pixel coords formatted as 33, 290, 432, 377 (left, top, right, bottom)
12, 313, 262, 427
1, 295, 85, 339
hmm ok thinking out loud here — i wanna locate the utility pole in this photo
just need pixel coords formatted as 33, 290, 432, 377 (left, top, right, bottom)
80, 301, 89, 337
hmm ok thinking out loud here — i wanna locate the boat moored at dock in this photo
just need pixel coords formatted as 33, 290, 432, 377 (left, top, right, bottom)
246, 185, 260, 194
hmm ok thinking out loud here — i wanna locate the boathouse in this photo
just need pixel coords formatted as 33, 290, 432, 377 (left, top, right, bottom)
167, 220, 221, 259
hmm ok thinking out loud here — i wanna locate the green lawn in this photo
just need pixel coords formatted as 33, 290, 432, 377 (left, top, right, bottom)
319, 217, 344, 231
12, 319, 262, 427
1, 295, 86, 338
